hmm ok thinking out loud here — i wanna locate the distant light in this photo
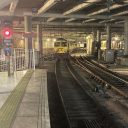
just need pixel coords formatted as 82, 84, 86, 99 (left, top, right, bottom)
47, 38, 50, 41
119, 42, 122, 45
114, 36, 119, 41
53, 38, 56, 42
86, 36, 90, 40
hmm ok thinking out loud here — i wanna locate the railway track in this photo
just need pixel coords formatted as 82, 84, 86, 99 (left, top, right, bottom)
55, 59, 117, 128
87, 58, 128, 81
47, 72, 70, 128
73, 56, 128, 98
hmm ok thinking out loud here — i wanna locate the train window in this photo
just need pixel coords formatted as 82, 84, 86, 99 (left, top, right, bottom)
61, 41, 67, 47
54, 42, 60, 47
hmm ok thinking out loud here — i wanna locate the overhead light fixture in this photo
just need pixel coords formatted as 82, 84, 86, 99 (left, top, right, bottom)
53, 38, 56, 42
38, 0, 60, 15
63, 0, 101, 15
47, 17, 56, 22
65, 18, 75, 23
83, 19, 96, 23
9, 0, 19, 13
47, 38, 50, 41
63, 3, 89, 15
114, 36, 119, 41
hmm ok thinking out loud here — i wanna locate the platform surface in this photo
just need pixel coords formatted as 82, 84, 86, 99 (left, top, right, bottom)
0, 69, 50, 128
0, 70, 27, 108
12, 69, 50, 128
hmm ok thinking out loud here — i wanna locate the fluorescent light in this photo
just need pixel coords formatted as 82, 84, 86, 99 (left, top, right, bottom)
9, 0, 19, 13
63, 0, 101, 15
38, 0, 60, 15
83, 19, 96, 23
53, 38, 56, 42
87, 5, 122, 17
47, 38, 50, 41
65, 18, 75, 23
47, 17, 56, 22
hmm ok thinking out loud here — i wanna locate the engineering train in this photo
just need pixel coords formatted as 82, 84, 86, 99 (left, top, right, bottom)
54, 38, 69, 54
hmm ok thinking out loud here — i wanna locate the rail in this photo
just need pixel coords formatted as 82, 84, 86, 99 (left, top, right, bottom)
72, 56, 128, 98
55, 59, 117, 128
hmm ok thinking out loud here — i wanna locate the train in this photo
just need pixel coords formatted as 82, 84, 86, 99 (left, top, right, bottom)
54, 38, 69, 54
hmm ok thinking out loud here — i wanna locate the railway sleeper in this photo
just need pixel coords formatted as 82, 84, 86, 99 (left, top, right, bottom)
76, 119, 106, 128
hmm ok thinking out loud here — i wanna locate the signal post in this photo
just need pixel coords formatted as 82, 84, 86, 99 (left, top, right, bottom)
1, 21, 13, 76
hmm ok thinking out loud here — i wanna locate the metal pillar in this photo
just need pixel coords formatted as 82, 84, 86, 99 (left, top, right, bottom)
97, 30, 101, 60
37, 24, 43, 67
97, 30, 101, 43
124, 19, 128, 55
93, 30, 97, 42
24, 16, 32, 49
37, 24, 43, 53
86, 35, 92, 55
24, 16, 32, 68
106, 24, 111, 49
91, 30, 97, 55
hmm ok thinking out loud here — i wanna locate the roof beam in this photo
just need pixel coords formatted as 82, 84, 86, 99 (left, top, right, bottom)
112, 10, 128, 17
65, 18, 75, 23
38, 21, 123, 27
63, 0, 101, 15
99, 19, 116, 23
41, 13, 127, 20
38, 0, 60, 15
9, 0, 19, 13
0, 0, 14, 10
0, 11, 127, 20
115, 21, 125, 24
14, 26, 123, 33
86, 4, 122, 17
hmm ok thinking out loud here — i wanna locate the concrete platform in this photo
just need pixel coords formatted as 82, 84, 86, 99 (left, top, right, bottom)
0, 69, 51, 128
0, 70, 27, 108
12, 69, 50, 128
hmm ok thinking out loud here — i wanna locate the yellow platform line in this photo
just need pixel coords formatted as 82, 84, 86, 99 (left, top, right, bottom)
0, 70, 33, 128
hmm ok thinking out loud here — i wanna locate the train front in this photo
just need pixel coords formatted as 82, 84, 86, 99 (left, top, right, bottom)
54, 38, 69, 59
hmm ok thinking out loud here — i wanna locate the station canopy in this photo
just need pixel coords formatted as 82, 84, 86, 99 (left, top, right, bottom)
0, 0, 128, 33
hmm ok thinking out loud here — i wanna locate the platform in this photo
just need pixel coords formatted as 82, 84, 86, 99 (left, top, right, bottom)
0, 69, 50, 128
0, 70, 27, 108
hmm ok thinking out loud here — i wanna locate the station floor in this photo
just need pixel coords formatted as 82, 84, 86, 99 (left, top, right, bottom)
0, 69, 50, 128
0, 70, 27, 108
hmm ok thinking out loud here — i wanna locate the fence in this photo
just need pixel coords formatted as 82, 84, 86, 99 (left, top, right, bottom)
0, 49, 40, 72
0, 48, 56, 73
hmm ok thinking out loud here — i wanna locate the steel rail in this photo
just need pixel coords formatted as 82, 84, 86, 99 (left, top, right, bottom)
55, 59, 71, 128
73, 57, 128, 98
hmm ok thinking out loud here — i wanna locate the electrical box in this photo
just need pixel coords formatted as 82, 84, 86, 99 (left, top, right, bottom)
104, 49, 115, 63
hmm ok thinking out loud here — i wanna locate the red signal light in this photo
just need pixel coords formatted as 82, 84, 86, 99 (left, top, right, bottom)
2, 28, 13, 38
5, 30, 10, 36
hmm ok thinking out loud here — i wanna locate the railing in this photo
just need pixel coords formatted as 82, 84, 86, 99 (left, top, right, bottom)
0, 50, 7, 72
0, 49, 40, 72
0, 48, 56, 72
